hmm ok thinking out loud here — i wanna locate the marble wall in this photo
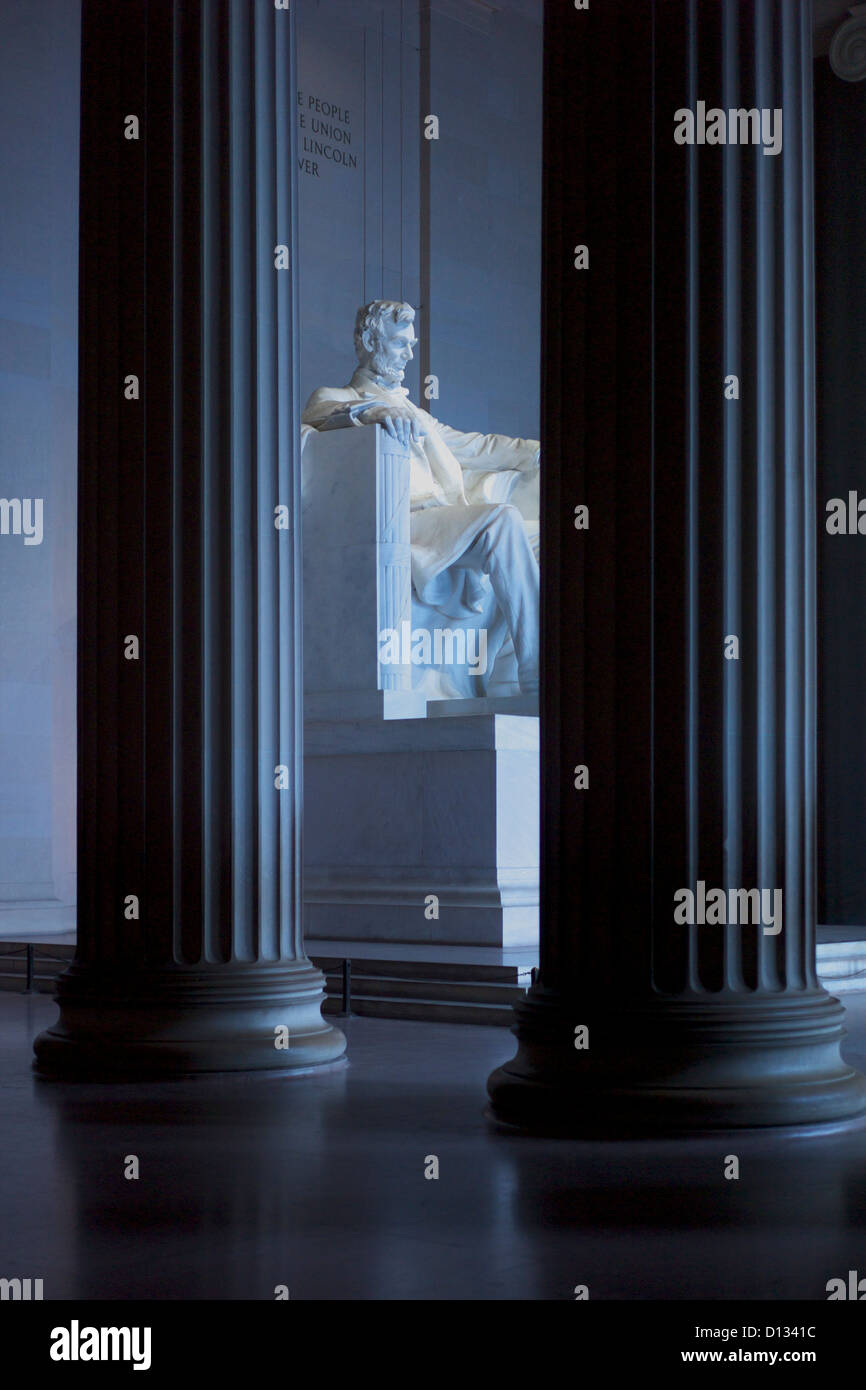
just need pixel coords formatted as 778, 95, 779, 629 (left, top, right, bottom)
297, 0, 423, 406
425, 0, 542, 440
0, 0, 78, 906
297, 0, 543, 439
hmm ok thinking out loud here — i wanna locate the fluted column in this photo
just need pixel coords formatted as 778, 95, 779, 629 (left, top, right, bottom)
35, 0, 345, 1077
488, 0, 866, 1131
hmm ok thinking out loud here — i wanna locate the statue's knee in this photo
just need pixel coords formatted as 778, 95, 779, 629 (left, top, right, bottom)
497, 503, 523, 530
479, 504, 523, 559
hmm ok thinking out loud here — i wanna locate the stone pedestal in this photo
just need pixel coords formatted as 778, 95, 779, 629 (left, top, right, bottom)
35, 0, 344, 1077
304, 713, 538, 947
488, 0, 866, 1131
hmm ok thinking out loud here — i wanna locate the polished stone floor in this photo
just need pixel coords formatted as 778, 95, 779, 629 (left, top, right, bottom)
3, 988, 866, 1300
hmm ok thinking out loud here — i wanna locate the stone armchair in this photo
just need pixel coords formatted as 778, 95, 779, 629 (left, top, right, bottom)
301, 422, 534, 719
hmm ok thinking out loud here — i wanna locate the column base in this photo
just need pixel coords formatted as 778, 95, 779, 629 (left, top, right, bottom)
487, 986, 866, 1134
33, 960, 346, 1079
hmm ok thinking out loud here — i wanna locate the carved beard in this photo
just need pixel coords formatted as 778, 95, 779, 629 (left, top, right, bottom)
367, 340, 405, 388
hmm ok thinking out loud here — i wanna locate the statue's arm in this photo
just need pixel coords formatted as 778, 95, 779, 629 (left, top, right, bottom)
313, 402, 375, 432
301, 391, 370, 432
436, 421, 540, 473
302, 390, 424, 444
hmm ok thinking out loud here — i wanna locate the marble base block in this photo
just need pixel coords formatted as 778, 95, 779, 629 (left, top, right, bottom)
304, 713, 539, 948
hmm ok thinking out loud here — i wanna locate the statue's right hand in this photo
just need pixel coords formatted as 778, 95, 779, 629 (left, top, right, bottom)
358, 403, 425, 446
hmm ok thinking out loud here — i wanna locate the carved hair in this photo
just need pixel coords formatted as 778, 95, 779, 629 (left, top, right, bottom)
353, 300, 415, 360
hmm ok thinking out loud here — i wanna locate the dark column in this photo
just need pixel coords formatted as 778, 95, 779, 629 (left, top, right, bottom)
35, 0, 345, 1077
815, 32, 866, 929
488, 0, 866, 1131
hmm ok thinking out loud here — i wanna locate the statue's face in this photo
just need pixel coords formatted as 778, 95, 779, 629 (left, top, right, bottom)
369, 319, 417, 386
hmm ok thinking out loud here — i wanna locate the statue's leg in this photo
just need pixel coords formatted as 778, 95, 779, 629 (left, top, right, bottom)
453, 505, 539, 695
508, 470, 540, 526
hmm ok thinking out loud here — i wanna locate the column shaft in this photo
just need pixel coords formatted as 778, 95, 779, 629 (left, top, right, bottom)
488, 0, 866, 1132
35, 0, 345, 1076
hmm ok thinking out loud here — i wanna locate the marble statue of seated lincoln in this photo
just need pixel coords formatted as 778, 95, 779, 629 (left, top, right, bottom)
301, 299, 541, 701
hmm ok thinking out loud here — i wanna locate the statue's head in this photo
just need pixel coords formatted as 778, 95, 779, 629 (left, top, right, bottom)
353, 300, 417, 387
